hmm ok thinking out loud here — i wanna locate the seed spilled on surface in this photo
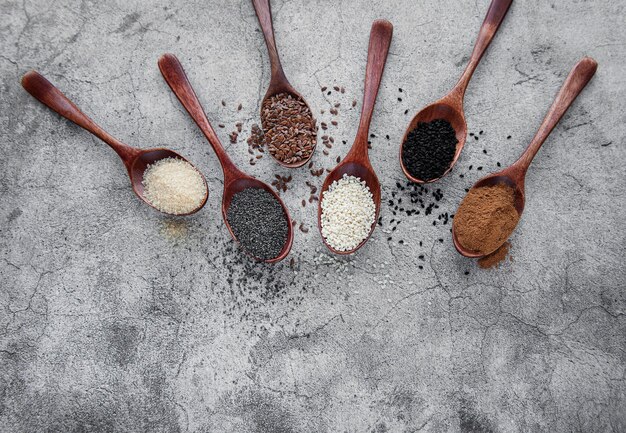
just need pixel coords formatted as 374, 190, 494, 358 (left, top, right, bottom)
261, 92, 317, 165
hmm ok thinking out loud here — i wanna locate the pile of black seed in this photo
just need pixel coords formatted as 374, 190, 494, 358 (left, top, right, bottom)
226, 188, 288, 260
401, 119, 458, 181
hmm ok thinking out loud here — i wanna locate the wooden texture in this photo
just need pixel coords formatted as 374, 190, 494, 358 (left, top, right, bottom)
400, 0, 513, 184
158, 53, 293, 263
21, 70, 208, 216
251, 0, 316, 168
453, 57, 598, 258
317, 19, 393, 255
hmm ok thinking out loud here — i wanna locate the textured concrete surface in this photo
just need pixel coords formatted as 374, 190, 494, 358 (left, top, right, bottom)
1, 0, 625, 432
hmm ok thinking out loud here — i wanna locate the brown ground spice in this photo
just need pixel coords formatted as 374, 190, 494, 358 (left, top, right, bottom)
453, 183, 519, 255
478, 241, 511, 269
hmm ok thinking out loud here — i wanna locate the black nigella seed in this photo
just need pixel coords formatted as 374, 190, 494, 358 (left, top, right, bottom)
226, 188, 288, 260
401, 119, 458, 182
483, 149, 487, 154
399, 88, 403, 92
404, 109, 409, 115
464, 271, 470, 275
497, 162, 501, 167
507, 135, 512, 140
398, 97, 402, 102
479, 130, 483, 135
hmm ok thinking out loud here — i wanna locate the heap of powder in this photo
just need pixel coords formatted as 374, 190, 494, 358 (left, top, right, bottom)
226, 188, 288, 260
261, 92, 317, 165
401, 119, 458, 181
478, 241, 511, 269
142, 157, 206, 215
453, 183, 520, 255
320, 174, 376, 252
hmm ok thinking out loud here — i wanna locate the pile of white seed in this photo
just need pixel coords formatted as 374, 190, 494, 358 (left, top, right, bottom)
320, 174, 376, 251
142, 157, 206, 215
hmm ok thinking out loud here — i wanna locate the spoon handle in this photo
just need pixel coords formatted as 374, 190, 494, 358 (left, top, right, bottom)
350, 19, 393, 160
158, 54, 241, 180
453, 0, 513, 97
251, 0, 287, 85
513, 57, 598, 174
21, 71, 138, 163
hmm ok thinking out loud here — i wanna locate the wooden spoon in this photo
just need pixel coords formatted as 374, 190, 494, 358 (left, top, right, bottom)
400, 0, 513, 184
158, 53, 293, 263
21, 70, 208, 216
317, 20, 393, 255
453, 57, 598, 258
251, 0, 316, 168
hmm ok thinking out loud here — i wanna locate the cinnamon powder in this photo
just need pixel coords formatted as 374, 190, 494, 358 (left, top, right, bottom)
453, 183, 519, 255
478, 241, 511, 269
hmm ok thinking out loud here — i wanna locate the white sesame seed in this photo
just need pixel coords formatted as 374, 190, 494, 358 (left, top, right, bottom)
320, 174, 375, 252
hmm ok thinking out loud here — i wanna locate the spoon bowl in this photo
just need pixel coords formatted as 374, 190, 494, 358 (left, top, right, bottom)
221, 176, 294, 263
128, 147, 209, 215
317, 19, 393, 255
452, 171, 523, 258
400, 0, 513, 184
317, 160, 381, 255
453, 57, 598, 258
21, 70, 208, 216
158, 53, 293, 263
252, 0, 316, 168
400, 99, 468, 183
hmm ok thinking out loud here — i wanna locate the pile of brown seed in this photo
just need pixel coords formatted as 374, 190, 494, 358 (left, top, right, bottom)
261, 92, 317, 165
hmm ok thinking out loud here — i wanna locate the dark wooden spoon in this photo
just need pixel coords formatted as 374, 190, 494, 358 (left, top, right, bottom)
400, 0, 513, 184
251, 0, 316, 168
317, 20, 393, 255
453, 57, 598, 258
21, 70, 208, 216
158, 53, 293, 263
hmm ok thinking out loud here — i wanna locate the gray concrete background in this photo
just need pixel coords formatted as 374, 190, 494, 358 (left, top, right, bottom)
1, 0, 625, 432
